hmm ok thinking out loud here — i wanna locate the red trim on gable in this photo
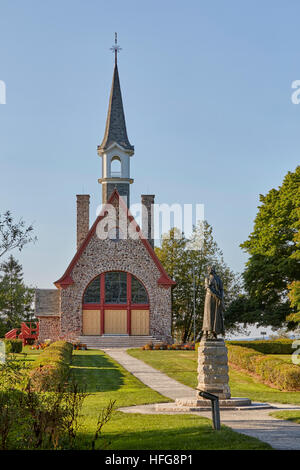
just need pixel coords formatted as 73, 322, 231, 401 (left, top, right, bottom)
54, 189, 176, 289
55, 275, 73, 288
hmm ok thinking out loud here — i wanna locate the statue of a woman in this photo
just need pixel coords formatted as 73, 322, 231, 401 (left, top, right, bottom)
202, 266, 225, 339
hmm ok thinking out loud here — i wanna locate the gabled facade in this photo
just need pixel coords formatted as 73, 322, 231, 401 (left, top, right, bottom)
35, 47, 174, 344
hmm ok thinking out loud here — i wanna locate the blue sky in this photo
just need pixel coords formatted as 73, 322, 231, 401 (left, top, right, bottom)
0, 0, 299, 288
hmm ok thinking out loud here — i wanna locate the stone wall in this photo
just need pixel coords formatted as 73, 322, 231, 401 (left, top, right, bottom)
141, 194, 155, 248
38, 316, 61, 342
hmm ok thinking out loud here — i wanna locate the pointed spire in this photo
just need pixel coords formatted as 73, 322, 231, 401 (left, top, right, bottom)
99, 38, 134, 153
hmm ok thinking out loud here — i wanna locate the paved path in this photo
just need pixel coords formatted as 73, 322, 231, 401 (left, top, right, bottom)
103, 348, 300, 450
103, 347, 195, 400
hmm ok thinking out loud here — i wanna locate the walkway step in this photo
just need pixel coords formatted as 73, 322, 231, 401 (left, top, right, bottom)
78, 335, 161, 349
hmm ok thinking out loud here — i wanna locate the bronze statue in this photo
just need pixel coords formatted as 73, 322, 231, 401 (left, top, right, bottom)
202, 266, 225, 339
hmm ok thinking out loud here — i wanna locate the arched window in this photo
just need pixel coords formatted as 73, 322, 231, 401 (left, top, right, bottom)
82, 272, 149, 305
131, 276, 148, 304
105, 272, 127, 304
83, 275, 100, 303
111, 156, 121, 177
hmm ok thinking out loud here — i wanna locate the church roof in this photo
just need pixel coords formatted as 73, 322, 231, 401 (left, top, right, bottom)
98, 64, 134, 152
54, 189, 175, 289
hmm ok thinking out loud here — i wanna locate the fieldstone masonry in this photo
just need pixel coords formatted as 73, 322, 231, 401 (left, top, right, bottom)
141, 194, 155, 248
76, 195, 90, 249
38, 317, 60, 342
197, 338, 231, 399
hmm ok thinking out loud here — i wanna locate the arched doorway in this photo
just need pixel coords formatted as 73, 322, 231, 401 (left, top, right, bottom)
82, 272, 149, 335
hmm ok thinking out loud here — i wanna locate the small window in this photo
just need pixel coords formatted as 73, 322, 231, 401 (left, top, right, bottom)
83, 276, 100, 303
105, 272, 127, 304
111, 157, 121, 177
131, 276, 148, 304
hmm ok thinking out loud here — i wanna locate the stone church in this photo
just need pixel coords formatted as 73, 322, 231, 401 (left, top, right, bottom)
35, 49, 175, 347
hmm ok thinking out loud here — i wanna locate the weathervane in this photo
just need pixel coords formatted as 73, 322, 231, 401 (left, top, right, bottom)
110, 32, 122, 65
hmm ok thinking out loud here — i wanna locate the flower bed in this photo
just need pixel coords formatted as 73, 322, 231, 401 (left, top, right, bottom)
31, 339, 51, 350
142, 342, 195, 351
72, 342, 87, 350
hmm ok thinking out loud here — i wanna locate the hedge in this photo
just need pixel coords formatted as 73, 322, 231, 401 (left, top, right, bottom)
227, 345, 300, 391
29, 341, 73, 391
4, 339, 23, 354
227, 339, 294, 355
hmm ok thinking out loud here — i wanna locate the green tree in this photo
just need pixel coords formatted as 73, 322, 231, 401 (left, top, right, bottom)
240, 166, 300, 328
155, 221, 241, 342
0, 211, 36, 259
286, 231, 300, 324
0, 255, 35, 331
286, 281, 300, 324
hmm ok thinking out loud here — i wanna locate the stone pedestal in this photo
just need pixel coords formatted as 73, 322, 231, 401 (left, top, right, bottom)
197, 338, 231, 399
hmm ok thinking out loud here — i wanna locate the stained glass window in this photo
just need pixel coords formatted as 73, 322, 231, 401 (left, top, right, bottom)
83, 272, 149, 305
131, 276, 148, 304
83, 276, 100, 303
105, 272, 127, 304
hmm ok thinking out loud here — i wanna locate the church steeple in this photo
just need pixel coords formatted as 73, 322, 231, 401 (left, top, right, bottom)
98, 34, 134, 208
98, 63, 134, 153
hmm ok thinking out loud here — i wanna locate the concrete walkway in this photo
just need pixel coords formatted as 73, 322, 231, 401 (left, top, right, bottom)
103, 348, 300, 450
104, 347, 195, 400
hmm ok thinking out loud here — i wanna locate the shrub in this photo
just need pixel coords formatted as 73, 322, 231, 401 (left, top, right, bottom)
0, 389, 27, 450
227, 339, 294, 354
227, 345, 300, 391
29, 341, 73, 391
4, 339, 23, 354
0, 353, 114, 450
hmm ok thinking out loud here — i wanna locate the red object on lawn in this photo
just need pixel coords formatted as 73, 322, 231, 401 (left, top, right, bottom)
4, 328, 19, 339
5, 322, 39, 346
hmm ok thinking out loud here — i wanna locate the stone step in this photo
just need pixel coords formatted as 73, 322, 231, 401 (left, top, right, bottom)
77, 335, 162, 349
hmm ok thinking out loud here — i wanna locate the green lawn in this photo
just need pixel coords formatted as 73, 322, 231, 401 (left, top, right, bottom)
127, 349, 300, 405
269, 411, 300, 424
69, 350, 271, 449
7, 346, 40, 367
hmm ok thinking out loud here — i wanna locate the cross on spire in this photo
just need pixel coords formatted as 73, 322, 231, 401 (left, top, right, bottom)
110, 32, 122, 65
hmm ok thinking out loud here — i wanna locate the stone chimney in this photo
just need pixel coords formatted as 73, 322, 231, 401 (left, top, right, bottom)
141, 194, 155, 248
76, 195, 90, 250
